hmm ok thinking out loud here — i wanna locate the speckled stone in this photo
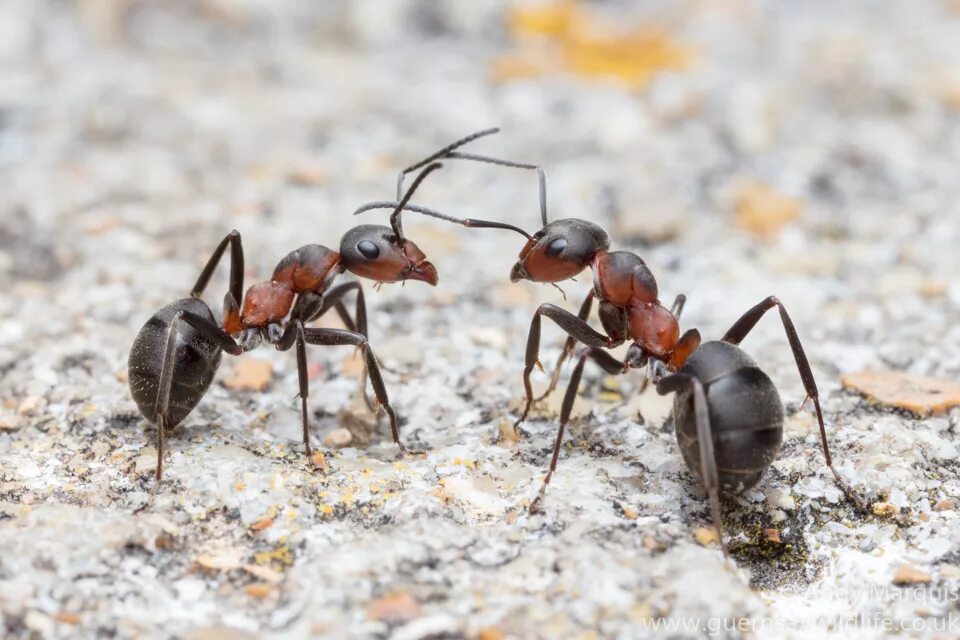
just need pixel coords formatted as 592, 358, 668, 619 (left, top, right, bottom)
1, 1, 960, 639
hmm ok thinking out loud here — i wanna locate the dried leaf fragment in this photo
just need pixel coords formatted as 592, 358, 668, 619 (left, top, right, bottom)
734, 181, 801, 236
250, 517, 274, 532
366, 592, 422, 624
195, 548, 244, 572
563, 29, 692, 90
841, 370, 960, 417
934, 499, 957, 512
508, 0, 580, 38
54, 612, 81, 625
501, 1, 692, 90
242, 564, 283, 584
893, 564, 932, 585
692, 526, 719, 546
244, 583, 274, 599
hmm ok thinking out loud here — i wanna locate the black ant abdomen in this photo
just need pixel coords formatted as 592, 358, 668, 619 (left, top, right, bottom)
671, 340, 784, 495
128, 297, 223, 430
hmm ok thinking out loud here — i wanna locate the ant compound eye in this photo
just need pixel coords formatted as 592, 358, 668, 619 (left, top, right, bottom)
545, 237, 567, 258
356, 240, 380, 260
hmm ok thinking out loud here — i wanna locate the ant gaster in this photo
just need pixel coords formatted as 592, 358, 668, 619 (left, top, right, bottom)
128, 163, 444, 481
355, 129, 864, 555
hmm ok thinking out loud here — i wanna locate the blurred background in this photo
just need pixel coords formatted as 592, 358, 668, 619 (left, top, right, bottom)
2, 1, 960, 637
2, 0, 959, 378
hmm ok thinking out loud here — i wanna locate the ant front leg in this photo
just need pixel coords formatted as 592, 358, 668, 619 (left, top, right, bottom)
657, 373, 728, 558
276, 320, 320, 461
154, 311, 242, 481
304, 327, 423, 456
280, 324, 424, 457
529, 347, 625, 515
303, 282, 377, 412
535, 291, 595, 403
515, 303, 615, 430
722, 296, 865, 510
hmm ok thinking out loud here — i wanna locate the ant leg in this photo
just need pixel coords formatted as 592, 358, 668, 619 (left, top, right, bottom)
275, 321, 318, 460
299, 327, 423, 456
669, 293, 686, 318
443, 152, 548, 226
529, 347, 624, 514
516, 304, 615, 429
722, 296, 865, 509
154, 310, 242, 481
190, 230, 244, 304
535, 291, 596, 402
657, 374, 728, 557
295, 324, 313, 458
155, 414, 165, 486
303, 282, 377, 412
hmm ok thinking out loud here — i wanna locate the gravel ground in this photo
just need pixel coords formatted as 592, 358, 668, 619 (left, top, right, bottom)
2, 1, 960, 638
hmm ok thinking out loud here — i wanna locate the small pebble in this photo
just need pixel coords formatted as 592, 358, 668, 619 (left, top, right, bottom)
324, 428, 353, 448
872, 502, 897, 517
223, 358, 273, 392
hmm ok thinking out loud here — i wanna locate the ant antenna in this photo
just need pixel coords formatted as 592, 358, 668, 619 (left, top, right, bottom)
397, 128, 501, 199
391, 162, 443, 241
354, 201, 533, 240
442, 152, 548, 227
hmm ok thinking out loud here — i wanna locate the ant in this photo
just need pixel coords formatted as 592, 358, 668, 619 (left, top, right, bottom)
355, 129, 865, 555
128, 162, 445, 481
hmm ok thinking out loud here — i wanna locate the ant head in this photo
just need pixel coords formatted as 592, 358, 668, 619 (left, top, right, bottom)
339, 225, 438, 286
340, 162, 443, 287
510, 219, 609, 283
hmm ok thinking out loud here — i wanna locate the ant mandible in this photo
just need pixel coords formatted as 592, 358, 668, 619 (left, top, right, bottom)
355, 129, 865, 555
128, 162, 445, 481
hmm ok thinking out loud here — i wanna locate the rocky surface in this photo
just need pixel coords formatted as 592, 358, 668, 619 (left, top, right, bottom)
2, 1, 960, 638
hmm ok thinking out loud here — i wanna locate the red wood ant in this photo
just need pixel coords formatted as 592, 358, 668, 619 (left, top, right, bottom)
355, 129, 865, 555
128, 163, 444, 481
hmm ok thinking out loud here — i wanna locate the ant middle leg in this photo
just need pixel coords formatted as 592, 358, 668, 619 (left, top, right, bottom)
279, 324, 423, 457
529, 347, 626, 514
515, 303, 616, 429
300, 282, 377, 412
722, 296, 865, 509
